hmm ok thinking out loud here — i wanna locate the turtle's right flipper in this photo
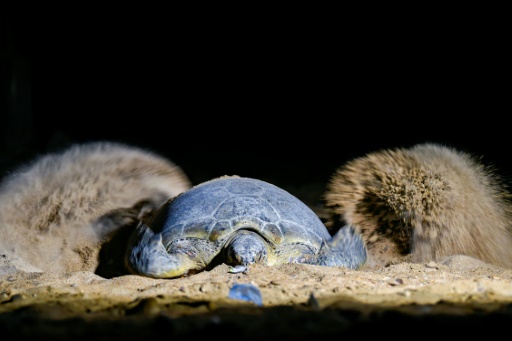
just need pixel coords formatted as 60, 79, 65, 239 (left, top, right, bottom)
125, 222, 202, 278
317, 225, 367, 269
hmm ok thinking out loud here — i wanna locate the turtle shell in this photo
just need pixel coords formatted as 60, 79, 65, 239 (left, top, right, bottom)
147, 176, 331, 256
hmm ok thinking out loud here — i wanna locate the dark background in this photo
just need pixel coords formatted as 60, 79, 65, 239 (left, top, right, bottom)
1, 8, 512, 340
2, 10, 510, 191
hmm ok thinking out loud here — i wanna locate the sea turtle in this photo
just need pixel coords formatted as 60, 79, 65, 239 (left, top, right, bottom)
125, 175, 367, 278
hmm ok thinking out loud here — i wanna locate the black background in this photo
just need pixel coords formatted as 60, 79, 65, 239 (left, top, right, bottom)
1, 7, 512, 339
2, 10, 511, 189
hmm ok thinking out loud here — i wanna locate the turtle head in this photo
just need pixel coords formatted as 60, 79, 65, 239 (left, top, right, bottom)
125, 222, 203, 279
224, 230, 269, 266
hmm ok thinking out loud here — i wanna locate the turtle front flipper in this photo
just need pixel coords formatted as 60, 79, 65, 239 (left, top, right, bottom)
316, 225, 367, 269
125, 222, 204, 278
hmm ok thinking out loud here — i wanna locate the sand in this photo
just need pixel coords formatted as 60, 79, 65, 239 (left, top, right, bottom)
2, 191, 512, 340
2, 145, 512, 340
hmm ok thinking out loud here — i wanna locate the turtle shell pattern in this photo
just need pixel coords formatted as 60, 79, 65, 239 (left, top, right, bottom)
148, 176, 331, 259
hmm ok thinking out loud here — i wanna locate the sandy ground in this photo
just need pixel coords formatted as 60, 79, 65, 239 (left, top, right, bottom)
2, 184, 512, 340
2, 255, 512, 339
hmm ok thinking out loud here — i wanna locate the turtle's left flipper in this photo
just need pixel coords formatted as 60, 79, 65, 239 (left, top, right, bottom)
125, 222, 203, 278
317, 225, 367, 269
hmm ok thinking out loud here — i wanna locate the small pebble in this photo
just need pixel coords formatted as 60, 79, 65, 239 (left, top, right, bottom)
228, 283, 263, 306
426, 261, 439, 269
388, 278, 404, 286
228, 265, 248, 274
307, 293, 320, 310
